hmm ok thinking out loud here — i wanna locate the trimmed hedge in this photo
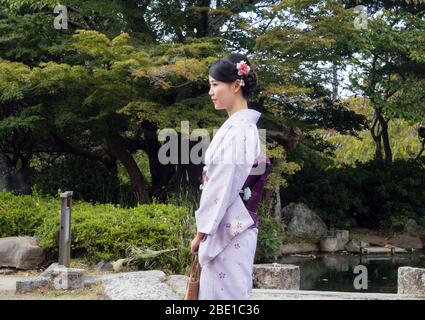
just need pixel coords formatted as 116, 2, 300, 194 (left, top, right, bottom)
0, 191, 54, 237
0, 191, 194, 274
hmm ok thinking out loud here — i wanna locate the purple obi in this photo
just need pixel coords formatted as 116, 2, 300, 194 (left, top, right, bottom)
239, 154, 271, 229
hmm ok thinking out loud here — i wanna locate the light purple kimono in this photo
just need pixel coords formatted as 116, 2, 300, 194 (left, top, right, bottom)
195, 108, 266, 300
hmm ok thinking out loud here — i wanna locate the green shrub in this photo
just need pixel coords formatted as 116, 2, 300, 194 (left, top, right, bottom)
255, 203, 284, 263
0, 191, 194, 274
36, 200, 194, 274
0, 190, 55, 237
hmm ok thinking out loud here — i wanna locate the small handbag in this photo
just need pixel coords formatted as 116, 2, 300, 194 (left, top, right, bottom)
184, 254, 201, 300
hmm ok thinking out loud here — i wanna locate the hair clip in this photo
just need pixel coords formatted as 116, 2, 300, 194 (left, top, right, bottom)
236, 60, 251, 76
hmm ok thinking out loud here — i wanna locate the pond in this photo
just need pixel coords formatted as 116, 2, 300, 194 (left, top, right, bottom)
278, 250, 425, 293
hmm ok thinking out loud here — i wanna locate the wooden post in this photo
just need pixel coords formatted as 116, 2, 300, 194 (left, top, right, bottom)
59, 191, 73, 267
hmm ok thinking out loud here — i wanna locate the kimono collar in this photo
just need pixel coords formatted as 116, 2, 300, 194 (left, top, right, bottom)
205, 109, 261, 165
222, 108, 261, 130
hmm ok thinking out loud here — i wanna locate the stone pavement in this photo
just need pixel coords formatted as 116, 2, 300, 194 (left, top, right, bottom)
1, 272, 424, 300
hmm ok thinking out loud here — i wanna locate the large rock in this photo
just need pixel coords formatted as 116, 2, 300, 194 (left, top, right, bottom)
344, 239, 371, 253
388, 234, 423, 250
405, 219, 421, 237
253, 263, 300, 290
85, 270, 181, 300
282, 203, 328, 238
0, 236, 45, 270
95, 260, 113, 272
398, 267, 425, 296
279, 242, 319, 255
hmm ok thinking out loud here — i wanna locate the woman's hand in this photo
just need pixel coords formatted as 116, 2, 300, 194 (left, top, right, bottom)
191, 232, 206, 255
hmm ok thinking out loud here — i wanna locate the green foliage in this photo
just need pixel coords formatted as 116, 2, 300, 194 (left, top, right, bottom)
282, 158, 425, 231
0, 190, 55, 237
315, 97, 425, 165
0, 191, 194, 274
255, 203, 284, 263
30, 154, 137, 206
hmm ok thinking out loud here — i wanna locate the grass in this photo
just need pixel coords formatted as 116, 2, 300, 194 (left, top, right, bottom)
33, 282, 105, 300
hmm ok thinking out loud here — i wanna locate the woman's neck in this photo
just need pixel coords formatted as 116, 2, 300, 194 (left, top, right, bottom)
227, 97, 248, 118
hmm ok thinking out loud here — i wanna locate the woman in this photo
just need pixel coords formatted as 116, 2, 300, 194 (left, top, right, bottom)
190, 53, 271, 300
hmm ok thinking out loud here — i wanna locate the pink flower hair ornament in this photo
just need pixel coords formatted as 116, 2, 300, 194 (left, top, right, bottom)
236, 60, 250, 87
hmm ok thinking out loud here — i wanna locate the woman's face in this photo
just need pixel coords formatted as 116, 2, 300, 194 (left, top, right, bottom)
208, 75, 237, 110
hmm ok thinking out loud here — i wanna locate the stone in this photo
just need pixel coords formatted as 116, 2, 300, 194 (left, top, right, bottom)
111, 258, 127, 272
252, 289, 421, 300
405, 219, 421, 237
344, 240, 371, 253
51, 267, 85, 290
253, 263, 300, 290
335, 230, 349, 250
398, 267, 425, 296
282, 203, 328, 238
16, 276, 49, 293
0, 236, 45, 270
39, 262, 59, 278
92, 270, 180, 300
361, 246, 407, 254
320, 236, 339, 252
95, 260, 113, 272
388, 233, 423, 249
164, 275, 189, 299
320, 230, 350, 252
279, 242, 319, 255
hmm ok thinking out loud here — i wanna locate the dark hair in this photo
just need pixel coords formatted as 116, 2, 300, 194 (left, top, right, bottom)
209, 53, 258, 100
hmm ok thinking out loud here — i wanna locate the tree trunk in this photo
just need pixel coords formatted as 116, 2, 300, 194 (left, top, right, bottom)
370, 108, 392, 163
415, 138, 425, 160
378, 113, 392, 163
332, 62, 339, 101
370, 108, 383, 161
105, 134, 150, 203
138, 123, 176, 201
196, 0, 211, 37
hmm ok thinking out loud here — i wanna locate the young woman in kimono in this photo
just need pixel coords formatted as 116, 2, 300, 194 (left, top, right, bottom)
190, 53, 271, 300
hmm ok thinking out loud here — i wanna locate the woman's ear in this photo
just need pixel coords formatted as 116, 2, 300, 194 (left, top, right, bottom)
232, 79, 242, 94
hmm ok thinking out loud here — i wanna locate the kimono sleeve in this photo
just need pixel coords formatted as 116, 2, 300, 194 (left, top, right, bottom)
195, 126, 257, 236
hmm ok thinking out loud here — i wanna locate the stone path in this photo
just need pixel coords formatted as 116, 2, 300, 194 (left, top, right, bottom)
2, 272, 424, 300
